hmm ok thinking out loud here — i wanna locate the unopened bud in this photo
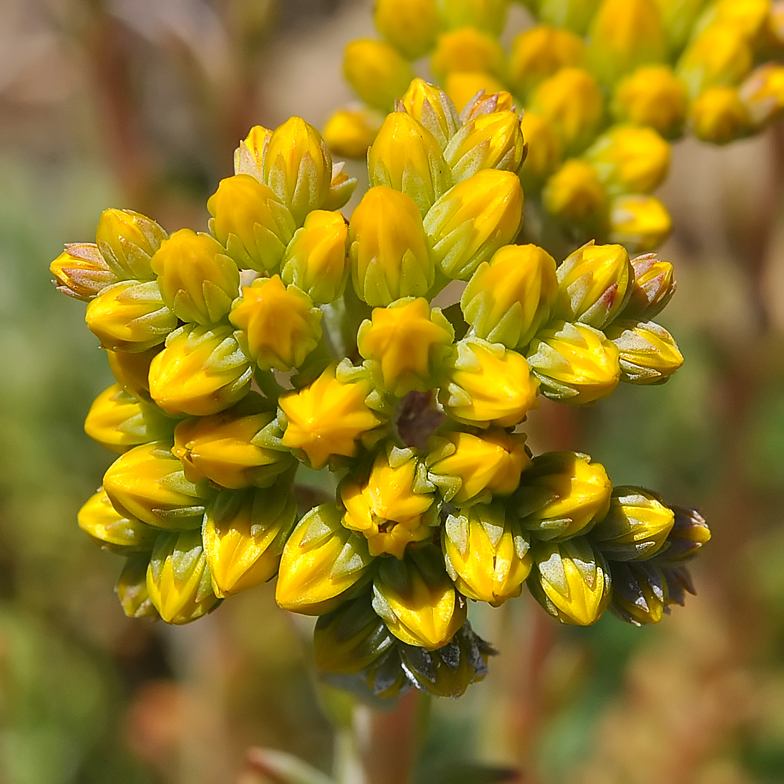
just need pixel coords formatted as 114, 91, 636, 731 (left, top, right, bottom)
323, 163, 359, 212
444, 73, 507, 112
621, 253, 676, 320
608, 194, 672, 252
401, 79, 461, 150
323, 108, 383, 160
519, 112, 562, 182
460, 89, 517, 122
233, 125, 272, 178
437, 0, 510, 35
740, 64, 784, 128
677, 26, 753, 97
116, 555, 160, 619
609, 561, 667, 625
654, 0, 710, 54
653, 505, 711, 563
95, 208, 167, 281
343, 40, 416, 111
375, 0, 440, 60
537, 0, 603, 34
78, 488, 159, 554
50, 243, 119, 301
543, 159, 607, 222
612, 66, 688, 138
691, 86, 752, 144
509, 26, 586, 98
431, 28, 506, 82
604, 319, 684, 384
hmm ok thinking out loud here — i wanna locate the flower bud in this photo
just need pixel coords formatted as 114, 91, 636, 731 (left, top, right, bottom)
85, 280, 177, 353
373, 546, 467, 649
695, 0, 770, 41
172, 397, 294, 489
587, 0, 667, 86
375, 0, 440, 60
555, 242, 633, 328
740, 64, 784, 128
654, 0, 710, 54
203, 485, 297, 598
658, 564, 696, 607
350, 186, 434, 305
529, 68, 603, 154
150, 229, 239, 325
443, 502, 532, 606
148, 324, 253, 417
677, 26, 753, 97
103, 441, 214, 529
444, 111, 527, 183
528, 537, 611, 625
515, 451, 612, 540
401, 79, 461, 150
368, 112, 452, 214
445, 73, 507, 112
279, 362, 386, 469
437, 0, 510, 35
95, 208, 167, 281
276, 503, 374, 615
431, 29, 506, 82
590, 486, 674, 561
230, 276, 322, 372
526, 321, 621, 404
146, 529, 219, 624
461, 244, 558, 349
78, 488, 160, 554
323, 163, 359, 212
262, 118, 333, 226
654, 505, 711, 563
106, 346, 160, 403
519, 112, 562, 182
604, 319, 684, 384
691, 86, 752, 144
116, 555, 160, 619
461, 89, 517, 122
611, 66, 688, 138
85, 384, 174, 453
233, 125, 271, 178
323, 108, 383, 160
439, 338, 539, 428
362, 648, 412, 698
621, 253, 676, 320
343, 39, 416, 111
608, 195, 672, 252
427, 427, 531, 505
50, 243, 119, 301
509, 26, 586, 97
537, 0, 602, 34
357, 298, 454, 396
543, 160, 607, 223
207, 174, 296, 273
424, 170, 524, 281
609, 561, 667, 625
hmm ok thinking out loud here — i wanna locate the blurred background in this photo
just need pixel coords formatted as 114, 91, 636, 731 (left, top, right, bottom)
2, 1, 784, 782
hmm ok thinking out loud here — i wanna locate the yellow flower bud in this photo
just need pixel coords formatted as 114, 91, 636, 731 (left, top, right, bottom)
690, 86, 753, 143
368, 112, 452, 214
50, 243, 118, 301
276, 503, 374, 615
695, 0, 770, 42
653, 0, 709, 54
528, 537, 611, 625
233, 125, 272, 179
203, 485, 297, 598
656, 505, 711, 563
609, 561, 667, 625
343, 39, 416, 112
585, 125, 671, 194
85, 280, 177, 353
461, 89, 517, 121
363, 648, 411, 698
427, 427, 531, 505
148, 324, 253, 417
146, 529, 219, 624
622, 253, 676, 320
612, 66, 689, 138
103, 441, 214, 530
608, 194, 672, 251
357, 298, 454, 396
529, 68, 603, 154
279, 363, 386, 469
677, 25, 754, 97
537, 0, 602, 34
341, 446, 437, 558
604, 319, 684, 384
323, 163, 359, 212
526, 321, 621, 404
106, 346, 160, 403
229, 276, 322, 372
78, 488, 160, 554
207, 174, 296, 273
444, 72, 507, 112
95, 208, 167, 281
262, 117, 333, 226
740, 64, 784, 128
431, 28, 506, 81
439, 337, 539, 428
349, 186, 434, 306
462, 244, 558, 349
375, 0, 440, 60
117, 555, 160, 619
590, 486, 674, 560
519, 112, 562, 182
401, 78, 461, 150
425, 169, 524, 280
587, 0, 667, 86
509, 26, 586, 97
555, 242, 633, 328
437, 0, 510, 35
85, 384, 174, 453
373, 546, 467, 649
515, 451, 612, 540
172, 397, 294, 489
150, 229, 239, 325
443, 502, 532, 605
543, 159, 607, 222
323, 108, 383, 160
444, 111, 527, 182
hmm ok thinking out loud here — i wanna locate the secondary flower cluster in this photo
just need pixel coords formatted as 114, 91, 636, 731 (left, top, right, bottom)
51, 85, 709, 700
327, 0, 784, 253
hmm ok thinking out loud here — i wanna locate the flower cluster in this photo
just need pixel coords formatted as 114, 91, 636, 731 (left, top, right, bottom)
52, 84, 709, 700
327, 0, 784, 252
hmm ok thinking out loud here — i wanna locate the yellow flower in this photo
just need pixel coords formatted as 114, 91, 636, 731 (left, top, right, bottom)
357, 297, 454, 396
279, 363, 386, 469
739, 64, 784, 128
697, 0, 770, 41
343, 39, 416, 112
543, 159, 607, 222
427, 427, 531, 505
50, 243, 118, 301
400, 78, 461, 149
230, 275, 322, 372
612, 65, 688, 138
678, 25, 753, 97
439, 338, 539, 428
605, 319, 684, 384
608, 194, 672, 252
690, 86, 752, 144
443, 502, 532, 605
323, 108, 383, 160
233, 125, 271, 178
519, 112, 562, 182
509, 25, 586, 97
78, 488, 159, 554
622, 252, 676, 319
431, 28, 506, 82
374, 0, 439, 60
95, 208, 167, 281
